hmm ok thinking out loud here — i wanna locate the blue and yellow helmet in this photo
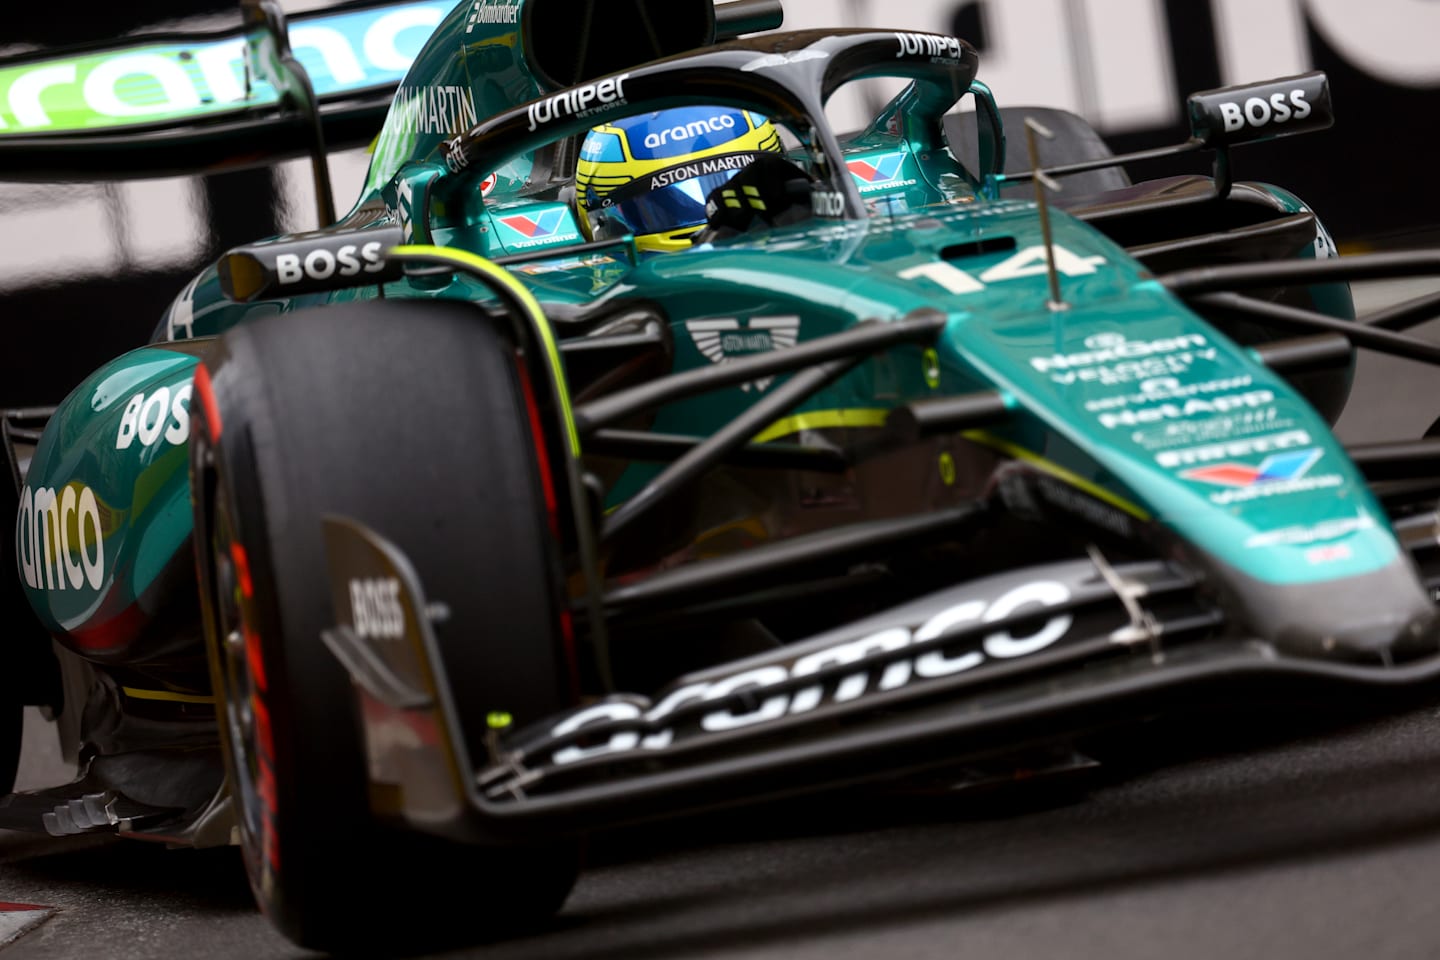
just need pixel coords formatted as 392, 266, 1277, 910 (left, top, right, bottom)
576, 107, 783, 253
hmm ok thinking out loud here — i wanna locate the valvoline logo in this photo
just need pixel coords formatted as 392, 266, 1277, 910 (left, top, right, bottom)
1182, 449, 1322, 488
846, 152, 915, 193
495, 208, 580, 248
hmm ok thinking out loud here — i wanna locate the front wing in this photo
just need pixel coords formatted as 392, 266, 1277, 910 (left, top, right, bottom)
318, 514, 1440, 845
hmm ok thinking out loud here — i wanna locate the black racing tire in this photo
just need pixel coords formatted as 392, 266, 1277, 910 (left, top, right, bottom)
0, 682, 18, 796
946, 105, 1130, 200
191, 300, 579, 954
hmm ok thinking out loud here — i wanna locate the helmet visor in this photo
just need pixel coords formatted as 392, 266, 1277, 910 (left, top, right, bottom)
586, 151, 766, 238
600, 172, 732, 235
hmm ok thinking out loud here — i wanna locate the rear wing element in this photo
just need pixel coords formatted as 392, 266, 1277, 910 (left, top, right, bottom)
995, 71, 1333, 200
0, 0, 454, 180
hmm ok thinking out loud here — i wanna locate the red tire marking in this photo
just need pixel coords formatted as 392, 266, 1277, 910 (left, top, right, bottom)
244, 626, 268, 693
251, 692, 276, 767
515, 358, 559, 536
515, 357, 579, 696
192, 362, 222, 441
229, 542, 253, 599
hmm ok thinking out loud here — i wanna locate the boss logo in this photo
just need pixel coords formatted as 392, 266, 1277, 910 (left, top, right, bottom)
1189, 71, 1331, 147
116, 384, 191, 450
349, 577, 405, 639
275, 242, 386, 285
1216, 89, 1312, 132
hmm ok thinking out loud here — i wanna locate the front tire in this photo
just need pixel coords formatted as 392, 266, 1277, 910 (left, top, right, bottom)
192, 299, 579, 953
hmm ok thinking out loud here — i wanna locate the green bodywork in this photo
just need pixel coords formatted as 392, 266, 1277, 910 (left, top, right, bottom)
20, 1, 1389, 654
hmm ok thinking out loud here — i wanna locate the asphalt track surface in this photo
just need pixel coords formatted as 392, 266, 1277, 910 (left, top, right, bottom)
5, 279, 1440, 960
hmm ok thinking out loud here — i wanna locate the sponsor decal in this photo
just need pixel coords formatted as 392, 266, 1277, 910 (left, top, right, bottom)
480, 171, 498, 196
512, 253, 618, 276
465, 0, 518, 31
1214, 88, 1312, 134
647, 153, 758, 191
348, 577, 404, 639
846, 152, 918, 194
1184, 448, 1321, 487
0, 1, 450, 134
1084, 375, 1254, 412
685, 315, 801, 391
525, 74, 630, 133
496, 209, 581, 248
1180, 446, 1340, 505
643, 113, 735, 150
16, 483, 105, 592
443, 134, 469, 173
896, 32, 967, 62
275, 241, 387, 284
1096, 389, 1274, 429
1032, 333, 1208, 375
740, 50, 829, 72
116, 383, 191, 450
811, 190, 845, 217
1155, 429, 1312, 469
388, 84, 478, 136
1127, 408, 1288, 453
1245, 516, 1375, 549
549, 580, 1074, 765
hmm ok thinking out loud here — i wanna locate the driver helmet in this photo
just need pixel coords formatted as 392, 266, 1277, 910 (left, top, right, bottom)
576, 107, 783, 253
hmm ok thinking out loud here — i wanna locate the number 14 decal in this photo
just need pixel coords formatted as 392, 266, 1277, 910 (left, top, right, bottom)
899, 245, 1105, 295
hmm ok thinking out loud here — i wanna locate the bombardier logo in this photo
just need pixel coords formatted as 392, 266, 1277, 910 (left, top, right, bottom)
548, 580, 1074, 766
686, 316, 801, 391
465, 0, 518, 31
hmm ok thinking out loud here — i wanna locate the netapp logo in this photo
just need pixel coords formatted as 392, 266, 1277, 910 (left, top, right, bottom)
275, 242, 386, 285
1097, 390, 1274, 429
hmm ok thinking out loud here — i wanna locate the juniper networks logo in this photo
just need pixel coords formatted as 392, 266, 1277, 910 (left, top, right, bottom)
846, 153, 916, 194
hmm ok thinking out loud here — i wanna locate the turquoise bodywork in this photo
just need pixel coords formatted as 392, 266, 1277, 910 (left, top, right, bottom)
21, 345, 198, 655
21, 3, 1399, 658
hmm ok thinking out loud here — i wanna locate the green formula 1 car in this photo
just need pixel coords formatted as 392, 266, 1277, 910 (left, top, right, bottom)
6, 0, 1440, 952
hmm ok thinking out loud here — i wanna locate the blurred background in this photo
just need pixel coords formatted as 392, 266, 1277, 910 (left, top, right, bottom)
2, 0, 1438, 409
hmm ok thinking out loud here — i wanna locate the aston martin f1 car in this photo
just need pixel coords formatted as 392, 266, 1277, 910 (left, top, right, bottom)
7, 0, 1440, 952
